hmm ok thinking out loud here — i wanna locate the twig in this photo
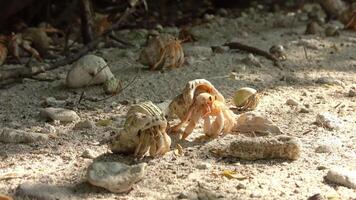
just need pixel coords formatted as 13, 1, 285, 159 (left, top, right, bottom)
93, 69, 139, 102
0, 5, 139, 86
108, 32, 134, 47
224, 42, 282, 69
303, 46, 309, 61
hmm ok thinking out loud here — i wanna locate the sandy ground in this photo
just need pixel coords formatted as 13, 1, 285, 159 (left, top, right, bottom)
0, 6, 356, 200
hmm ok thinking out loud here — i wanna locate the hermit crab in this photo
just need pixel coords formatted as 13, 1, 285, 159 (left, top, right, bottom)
138, 33, 184, 70
168, 79, 225, 120
109, 101, 171, 159
169, 79, 235, 139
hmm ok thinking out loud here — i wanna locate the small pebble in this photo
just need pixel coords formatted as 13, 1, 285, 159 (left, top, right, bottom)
325, 168, 356, 189
236, 183, 246, 190
39, 107, 80, 123
0, 128, 48, 143
74, 120, 95, 130
286, 99, 299, 106
196, 162, 211, 170
316, 112, 343, 130
87, 161, 146, 193
348, 88, 356, 97
299, 107, 310, 113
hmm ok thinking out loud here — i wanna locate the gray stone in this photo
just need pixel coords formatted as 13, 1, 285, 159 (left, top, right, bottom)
87, 161, 146, 193
316, 112, 343, 130
0, 128, 48, 143
15, 182, 73, 200
299, 107, 310, 113
43, 97, 67, 107
228, 135, 301, 160
236, 183, 246, 190
196, 162, 212, 170
348, 88, 356, 97
286, 99, 299, 106
74, 120, 95, 130
315, 138, 342, 153
39, 107, 80, 122
197, 185, 220, 200
325, 168, 356, 189
66, 54, 114, 88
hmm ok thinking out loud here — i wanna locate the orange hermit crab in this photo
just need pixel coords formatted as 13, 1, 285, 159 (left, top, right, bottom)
139, 33, 184, 70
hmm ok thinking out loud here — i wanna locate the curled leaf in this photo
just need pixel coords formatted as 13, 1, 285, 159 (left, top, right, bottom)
221, 170, 247, 180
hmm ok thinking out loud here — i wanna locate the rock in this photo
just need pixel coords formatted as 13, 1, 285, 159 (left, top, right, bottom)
87, 161, 146, 193
299, 107, 310, 113
42, 123, 56, 134
234, 112, 282, 135
15, 182, 73, 200
236, 183, 246, 190
81, 149, 97, 159
228, 135, 301, 160
315, 137, 342, 153
307, 193, 325, 200
286, 98, 299, 106
325, 168, 356, 189
196, 162, 212, 170
43, 97, 66, 107
197, 185, 220, 200
315, 77, 344, 86
316, 112, 343, 130
66, 54, 114, 88
241, 54, 263, 68
177, 191, 198, 199
0, 128, 48, 143
183, 45, 213, 57
39, 107, 80, 122
348, 87, 356, 97
73, 120, 95, 130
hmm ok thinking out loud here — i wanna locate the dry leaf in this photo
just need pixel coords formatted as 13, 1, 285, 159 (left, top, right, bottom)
326, 194, 341, 200
96, 119, 112, 126
221, 170, 247, 180
174, 144, 183, 156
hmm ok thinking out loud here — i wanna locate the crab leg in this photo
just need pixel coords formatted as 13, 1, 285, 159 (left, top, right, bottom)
207, 112, 224, 138
21, 40, 43, 62
134, 130, 151, 158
